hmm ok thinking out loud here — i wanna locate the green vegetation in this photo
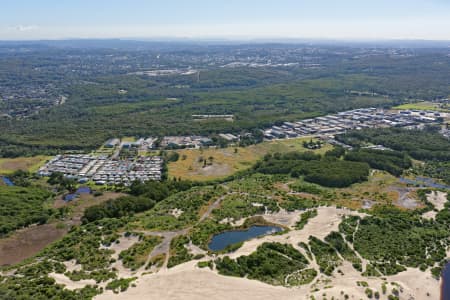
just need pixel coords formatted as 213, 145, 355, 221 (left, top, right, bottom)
345, 149, 412, 177
413, 161, 450, 185
295, 209, 318, 230
119, 235, 162, 270
255, 152, 369, 188
197, 260, 213, 269
0, 185, 55, 236
324, 231, 362, 272
83, 196, 156, 224
39, 218, 125, 282
106, 277, 137, 293
137, 185, 225, 231
167, 235, 193, 268
0, 73, 401, 157
338, 128, 450, 162
308, 236, 342, 276
212, 193, 278, 221
146, 253, 166, 269
341, 205, 450, 276
216, 242, 311, 286
190, 219, 232, 250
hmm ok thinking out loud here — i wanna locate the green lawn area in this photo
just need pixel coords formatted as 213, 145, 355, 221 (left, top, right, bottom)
393, 101, 450, 112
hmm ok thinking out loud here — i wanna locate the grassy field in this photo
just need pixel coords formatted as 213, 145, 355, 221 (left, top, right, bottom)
333, 171, 400, 209
0, 156, 51, 175
393, 101, 450, 112
168, 138, 332, 181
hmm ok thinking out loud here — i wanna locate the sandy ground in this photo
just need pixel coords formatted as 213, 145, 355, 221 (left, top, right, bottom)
423, 191, 448, 220
227, 207, 366, 259
43, 206, 441, 300
427, 191, 448, 211
96, 261, 300, 300
94, 257, 439, 300
50, 272, 97, 290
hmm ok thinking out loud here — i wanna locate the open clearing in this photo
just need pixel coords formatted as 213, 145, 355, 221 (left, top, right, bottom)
168, 138, 332, 181
0, 191, 125, 266
0, 223, 67, 266
54, 191, 126, 226
0, 155, 50, 175
393, 101, 450, 112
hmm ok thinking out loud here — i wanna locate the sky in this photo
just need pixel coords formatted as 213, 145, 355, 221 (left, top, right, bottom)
1, 0, 450, 40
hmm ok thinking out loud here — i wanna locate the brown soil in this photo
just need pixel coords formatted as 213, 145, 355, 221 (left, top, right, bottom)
54, 192, 126, 226
0, 192, 125, 266
0, 223, 67, 266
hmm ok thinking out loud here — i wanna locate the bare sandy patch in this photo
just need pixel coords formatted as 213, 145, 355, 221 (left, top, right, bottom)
49, 272, 96, 290
227, 207, 365, 259
95, 261, 299, 300
427, 191, 448, 211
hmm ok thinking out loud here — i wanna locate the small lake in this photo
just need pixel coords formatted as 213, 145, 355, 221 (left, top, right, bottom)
442, 262, 450, 300
208, 226, 282, 251
1, 177, 14, 186
399, 176, 450, 190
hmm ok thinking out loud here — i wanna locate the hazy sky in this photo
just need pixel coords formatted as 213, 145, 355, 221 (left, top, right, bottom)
1, 0, 450, 40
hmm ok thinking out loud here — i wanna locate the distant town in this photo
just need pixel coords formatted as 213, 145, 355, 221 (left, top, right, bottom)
37, 105, 449, 186
263, 107, 449, 142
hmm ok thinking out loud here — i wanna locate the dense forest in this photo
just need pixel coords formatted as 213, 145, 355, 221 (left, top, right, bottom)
1, 43, 450, 157
338, 127, 450, 182
0, 185, 57, 236
254, 151, 369, 187
338, 128, 450, 162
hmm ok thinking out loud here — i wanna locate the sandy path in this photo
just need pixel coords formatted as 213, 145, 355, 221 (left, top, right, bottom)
50, 272, 97, 290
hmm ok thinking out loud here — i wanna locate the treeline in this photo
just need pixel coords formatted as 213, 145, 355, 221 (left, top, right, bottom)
82, 180, 197, 224
254, 151, 369, 188
337, 128, 450, 162
0, 186, 58, 236
344, 149, 412, 177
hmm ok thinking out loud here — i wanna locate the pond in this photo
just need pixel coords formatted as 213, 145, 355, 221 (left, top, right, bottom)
208, 225, 283, 251
442, 262, 450, 300
399, 176, 450, 190
64, 194, 78, 202
1, 177, 14, 186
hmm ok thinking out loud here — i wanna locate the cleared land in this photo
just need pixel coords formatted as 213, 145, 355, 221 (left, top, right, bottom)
0, 223, 67, 266
168, 138, 332, 181
0, 155, 50, 175
393, 101, 450, 112
0, 191, 125, 266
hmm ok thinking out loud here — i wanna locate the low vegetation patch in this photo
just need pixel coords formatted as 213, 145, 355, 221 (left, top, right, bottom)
0, 185, 55, 236
119, 235, 162, 270
215, 242, 311, 286
308, 236, 342, 276
167, 235, 193, 268
295, 209, 318, 230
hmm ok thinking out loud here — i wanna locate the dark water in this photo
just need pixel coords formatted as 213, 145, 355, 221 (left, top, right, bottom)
399, 176, 450, 190
208, 226, 282, 251
76, 186, 91, 194
64, 194, 77, 202
1, 177, 14, 186
442, 263, 450, 300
